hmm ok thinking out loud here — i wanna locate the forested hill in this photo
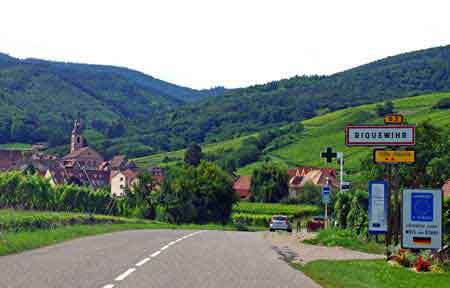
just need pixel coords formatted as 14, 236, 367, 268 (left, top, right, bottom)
0, 53, 223, 155
1, 45, 450, 158
156, 45, 450, 143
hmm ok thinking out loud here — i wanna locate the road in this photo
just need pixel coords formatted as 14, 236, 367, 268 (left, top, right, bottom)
0, 230, 319, 288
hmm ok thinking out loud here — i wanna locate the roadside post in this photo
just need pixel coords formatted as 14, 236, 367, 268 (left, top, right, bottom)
322, 185, 331, 228
345, 115, 416, 258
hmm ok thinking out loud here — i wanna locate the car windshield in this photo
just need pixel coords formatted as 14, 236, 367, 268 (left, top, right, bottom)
273, 216, 287, 221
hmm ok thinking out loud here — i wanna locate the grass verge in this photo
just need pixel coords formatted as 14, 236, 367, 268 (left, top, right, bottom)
294, 259, 450, 288
0, 209, 264, 256
303, 228, 385, 254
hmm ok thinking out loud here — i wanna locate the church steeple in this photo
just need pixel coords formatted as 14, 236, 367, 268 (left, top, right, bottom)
70, 113, 85, 153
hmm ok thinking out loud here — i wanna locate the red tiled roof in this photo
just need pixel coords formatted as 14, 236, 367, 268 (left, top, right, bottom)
443, 179, 450, 199
288, 166, 336, 177
234, 176, 252, 198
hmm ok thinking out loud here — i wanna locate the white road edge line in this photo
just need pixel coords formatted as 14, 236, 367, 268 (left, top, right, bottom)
135, 257, 150, 267
102, 285, 114, 288
115, 268, 136, 281
160, 245, 169, 251
150, 251, 161, 257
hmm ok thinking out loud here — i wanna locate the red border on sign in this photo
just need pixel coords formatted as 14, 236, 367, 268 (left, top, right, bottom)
345, 125, 416, 146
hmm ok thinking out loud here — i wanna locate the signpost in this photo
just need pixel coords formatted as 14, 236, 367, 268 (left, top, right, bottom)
340, 181, 350, 192
384, 114, 404, 124
345, 125, 415, 146
345, 114, 426, 259
373, 149, 416, 164
402, 189, 442, 249
368, 181, 388, 234
322, 186, 331, 229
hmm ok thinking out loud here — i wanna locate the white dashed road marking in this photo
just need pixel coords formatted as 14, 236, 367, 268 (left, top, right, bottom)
150, 251, 161, 258
101, 231, 205, 288
115, 268, 136, 281
135, 257, 150, 267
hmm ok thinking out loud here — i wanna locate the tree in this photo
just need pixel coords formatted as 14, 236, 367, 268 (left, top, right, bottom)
376, 100, 395, 116
126, 172, 159, 219
250, 162, 288, 202
184, 143, 203, 166
433, 98, 450, 109
159, 162, 236, 224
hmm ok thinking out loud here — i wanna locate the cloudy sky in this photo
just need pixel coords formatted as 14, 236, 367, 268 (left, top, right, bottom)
1, 1, 449, 89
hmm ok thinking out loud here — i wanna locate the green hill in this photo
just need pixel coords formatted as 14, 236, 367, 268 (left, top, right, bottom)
238, 92, 450, 175
153, 45, 450, 146
135, 93, 450, 177
3, 45, 450, 158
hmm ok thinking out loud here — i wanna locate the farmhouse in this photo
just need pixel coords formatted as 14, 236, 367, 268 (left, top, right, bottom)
288, 167, 338, 198
111, 169, 139, 197
233, 175, 252, 199
443, 179, 450, 198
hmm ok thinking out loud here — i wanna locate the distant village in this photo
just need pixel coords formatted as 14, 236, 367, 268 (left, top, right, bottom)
0, 114, 162, 197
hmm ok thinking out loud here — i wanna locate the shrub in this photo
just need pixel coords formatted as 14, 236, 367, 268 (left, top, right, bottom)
433, 98, 450, 109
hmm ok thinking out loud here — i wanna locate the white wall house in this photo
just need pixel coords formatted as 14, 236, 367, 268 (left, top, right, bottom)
110, 170, 138, 197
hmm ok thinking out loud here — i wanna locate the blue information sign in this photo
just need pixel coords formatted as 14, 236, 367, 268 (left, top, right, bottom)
368, 180, 388, 234
411, 193, 433, 222
322, 186, 331, 204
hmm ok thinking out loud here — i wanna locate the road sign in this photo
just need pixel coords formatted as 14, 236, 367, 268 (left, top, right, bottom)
368, 181, 388, 234
340, 181, 350, 192
402, 189, 442, 249
322, 186, 331, 204
373, 149, 416, 164
384, 114, 404, 124
321, 147, 337, 163
345, 125, 415, 146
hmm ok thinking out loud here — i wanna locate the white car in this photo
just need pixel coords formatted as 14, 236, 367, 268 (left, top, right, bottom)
269, 215, 292, 232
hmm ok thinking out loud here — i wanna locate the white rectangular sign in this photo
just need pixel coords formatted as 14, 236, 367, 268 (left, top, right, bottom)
346, 125, 415, 146
368, 181, 388, 234
402, 189, 442, 249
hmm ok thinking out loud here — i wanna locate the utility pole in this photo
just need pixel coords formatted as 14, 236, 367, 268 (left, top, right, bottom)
337, 152, 344, 192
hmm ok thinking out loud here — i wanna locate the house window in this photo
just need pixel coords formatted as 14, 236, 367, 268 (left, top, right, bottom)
120, 184, 124, 189
77, 136, 81, 143
120, 177, 124, 181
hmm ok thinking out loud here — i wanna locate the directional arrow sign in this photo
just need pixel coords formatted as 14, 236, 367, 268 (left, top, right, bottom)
345, 125, 415, 146
373, 149, 416, 164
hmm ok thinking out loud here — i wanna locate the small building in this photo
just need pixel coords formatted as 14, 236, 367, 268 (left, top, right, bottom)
233, 175, 252, 199
45, 166, 110, 189
288, 167, 338, 198
0, 149, 33, 172
110, 169, 139, 197
443, 179, 450, 199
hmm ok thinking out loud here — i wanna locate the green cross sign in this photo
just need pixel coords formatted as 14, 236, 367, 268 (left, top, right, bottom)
321, 147, 337, 163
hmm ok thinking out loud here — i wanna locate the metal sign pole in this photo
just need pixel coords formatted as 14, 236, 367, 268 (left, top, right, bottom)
385, 165, 392, 259
393, 165, 400, 245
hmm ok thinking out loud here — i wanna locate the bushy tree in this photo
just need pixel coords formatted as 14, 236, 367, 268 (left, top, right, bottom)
250, 162, 288, 202
376, 100, 395, 116
184, 143, 203, 166
159, 162, 236, 224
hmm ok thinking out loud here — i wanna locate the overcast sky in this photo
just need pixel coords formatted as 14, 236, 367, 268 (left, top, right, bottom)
1, 1, 449, 89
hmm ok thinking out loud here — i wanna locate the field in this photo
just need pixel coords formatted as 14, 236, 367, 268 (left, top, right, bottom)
133, 136, 252, 168
296, 260, 450, 288
0, 143, 32, 150
238, 92, 450, 175
131, 93, 450, 178
231, 202, 320, 226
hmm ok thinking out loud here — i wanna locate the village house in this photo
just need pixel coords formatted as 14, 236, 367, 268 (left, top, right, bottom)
288, 166, 338, 198
233, 175, 252, 199
443, 179, 450, 198
110, 169, 139, 197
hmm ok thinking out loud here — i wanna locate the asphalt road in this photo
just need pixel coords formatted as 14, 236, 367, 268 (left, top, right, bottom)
0, 230, 319, 288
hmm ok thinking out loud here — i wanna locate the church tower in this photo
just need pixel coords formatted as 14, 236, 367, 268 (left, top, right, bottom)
70, 113, 85, 153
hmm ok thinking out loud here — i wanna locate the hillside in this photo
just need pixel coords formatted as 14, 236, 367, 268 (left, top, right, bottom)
0, 53, 223, 157
153, 45, 450, 145
2, 45, 450, 158
239, 92, 450, 175
135, 93, 450, 178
